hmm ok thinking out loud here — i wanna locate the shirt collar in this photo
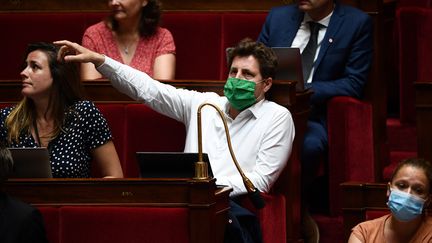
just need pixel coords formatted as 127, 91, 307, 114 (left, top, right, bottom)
228, 98, 266, 119
304, 9, 333, 28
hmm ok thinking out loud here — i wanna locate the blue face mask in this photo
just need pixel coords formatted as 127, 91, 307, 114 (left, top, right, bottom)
387, 188, 426, 222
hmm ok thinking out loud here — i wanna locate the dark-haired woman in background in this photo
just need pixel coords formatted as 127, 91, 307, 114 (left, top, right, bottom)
81, 0, 176, 80
349, 158, 432, 242
0, 42, 123, 178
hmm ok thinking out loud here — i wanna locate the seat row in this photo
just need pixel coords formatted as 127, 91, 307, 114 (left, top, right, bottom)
0, 11, 266, 80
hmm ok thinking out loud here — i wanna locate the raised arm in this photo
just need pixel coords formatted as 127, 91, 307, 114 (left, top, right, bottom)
55, 40, 105, 67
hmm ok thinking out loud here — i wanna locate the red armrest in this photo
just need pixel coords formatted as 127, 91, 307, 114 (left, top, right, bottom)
38, 207, 59, 243
327, 96, 375, 215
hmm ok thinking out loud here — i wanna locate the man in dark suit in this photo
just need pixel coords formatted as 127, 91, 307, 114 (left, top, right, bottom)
0, 144, 48, 243
258, 0, 373, 242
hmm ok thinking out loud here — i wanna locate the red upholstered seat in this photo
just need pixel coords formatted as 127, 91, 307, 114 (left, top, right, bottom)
327, 96, 375, 215
383, 6, 432, 180
220, 12, 267, 79
0, 12, 106, 80
123, 104, 186, 177
60, 206, 189, 243
238, 193, 287, 243
38, 207, 60, 243
0, 103, 14, 109
397, 0, 432, 7
162, 13, 222, 80
365, 209, 389, 221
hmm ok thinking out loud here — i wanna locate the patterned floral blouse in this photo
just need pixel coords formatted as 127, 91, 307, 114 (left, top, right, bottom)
82, 21, 176, 77
0, 101, 112, 178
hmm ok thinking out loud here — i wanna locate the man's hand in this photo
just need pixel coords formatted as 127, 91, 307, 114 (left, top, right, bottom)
54, 40, 105, 67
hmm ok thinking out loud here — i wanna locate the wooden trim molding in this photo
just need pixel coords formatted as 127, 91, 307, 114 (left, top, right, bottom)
1, 0, 290, 12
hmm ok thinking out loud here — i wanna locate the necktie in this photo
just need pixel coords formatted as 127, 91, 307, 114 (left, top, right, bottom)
302, 21, 322, 82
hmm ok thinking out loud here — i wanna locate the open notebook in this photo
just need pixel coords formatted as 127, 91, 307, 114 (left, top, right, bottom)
136, 152, 213, 178
8, 147, 53, 178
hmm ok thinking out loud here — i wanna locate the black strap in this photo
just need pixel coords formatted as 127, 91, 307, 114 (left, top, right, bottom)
33, 119, 42, 147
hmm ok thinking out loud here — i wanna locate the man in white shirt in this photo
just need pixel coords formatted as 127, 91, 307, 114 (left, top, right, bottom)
56, 38, 295, 199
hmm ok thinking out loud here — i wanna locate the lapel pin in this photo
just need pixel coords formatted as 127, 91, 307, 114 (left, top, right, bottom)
329, 38, 333, 43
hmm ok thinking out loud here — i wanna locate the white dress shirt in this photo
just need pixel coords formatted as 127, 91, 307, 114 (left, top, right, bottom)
98, 57, 295, 196
292, 12, 333, 84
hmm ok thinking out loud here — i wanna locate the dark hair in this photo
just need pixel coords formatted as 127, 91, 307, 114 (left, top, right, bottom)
227, 38, 278, 79
6, 42, 83, 143
390, 158, 432, 194
0, 143, 13, 183
25, 42, 83, 109
109, 0, 161, 37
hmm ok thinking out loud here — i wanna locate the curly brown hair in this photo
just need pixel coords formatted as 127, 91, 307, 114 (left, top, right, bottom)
227, 38, 278, 79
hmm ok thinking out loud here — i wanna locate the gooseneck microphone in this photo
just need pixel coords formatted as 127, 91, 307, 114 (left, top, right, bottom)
195, 103, 265, 209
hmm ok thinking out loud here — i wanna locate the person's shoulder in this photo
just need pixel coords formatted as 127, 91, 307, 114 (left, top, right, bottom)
268, 4, 298, 16
338, 3, 370, 19
69, 100, 98, 114
84, 21, 108, 35
0, 193, 36, 217
423, 216, 432, 226
270, 4, 297, 12
355, 214, 389, 229
152, 27, 174, 40
0, 106, 15, 118
1, 106, 13, 113
156, 26, 172, 35
262, 100, 292, 116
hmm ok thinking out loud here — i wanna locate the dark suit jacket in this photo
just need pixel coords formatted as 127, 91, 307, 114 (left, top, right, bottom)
0, 192, 48, 243
258, 3, 373, 123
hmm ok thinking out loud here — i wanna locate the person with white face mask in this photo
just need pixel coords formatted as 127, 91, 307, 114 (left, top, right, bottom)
349, 158, 432, 243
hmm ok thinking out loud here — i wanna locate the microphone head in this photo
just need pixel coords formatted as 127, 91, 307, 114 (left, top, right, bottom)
249, 189, 266, 209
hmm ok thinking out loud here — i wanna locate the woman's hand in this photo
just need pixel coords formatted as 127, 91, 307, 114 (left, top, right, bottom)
54, 40, 105, 67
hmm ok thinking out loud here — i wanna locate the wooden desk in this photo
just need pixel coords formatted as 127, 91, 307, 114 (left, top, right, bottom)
3, 178, 231, 243
0, 79, 310, 242
341, 182, 388, 241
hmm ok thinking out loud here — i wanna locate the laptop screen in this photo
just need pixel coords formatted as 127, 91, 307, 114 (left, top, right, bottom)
136, 152, 213, 178
8, 147, 53, 178
271, 47, 304, 91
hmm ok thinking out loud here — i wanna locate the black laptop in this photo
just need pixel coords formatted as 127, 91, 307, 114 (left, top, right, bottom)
136, 152, 213, 178
271, 47, 305, 91
7, 147, 53, 178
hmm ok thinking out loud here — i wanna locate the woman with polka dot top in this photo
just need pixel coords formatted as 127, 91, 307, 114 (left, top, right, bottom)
0, 42, 123, 178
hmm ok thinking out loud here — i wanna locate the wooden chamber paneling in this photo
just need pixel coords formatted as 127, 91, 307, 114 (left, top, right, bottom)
0, 0, 291, 11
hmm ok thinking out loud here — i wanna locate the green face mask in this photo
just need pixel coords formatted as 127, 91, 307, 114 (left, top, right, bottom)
224, 77, 257, 111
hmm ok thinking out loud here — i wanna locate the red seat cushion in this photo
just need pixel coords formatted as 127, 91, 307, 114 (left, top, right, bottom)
0, 12, 106, 80
38, 207, 60, 243
220, 12, 267, 79
162, 12, 222, 80
124, 104, 185, 177
365, 209, 389, 220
